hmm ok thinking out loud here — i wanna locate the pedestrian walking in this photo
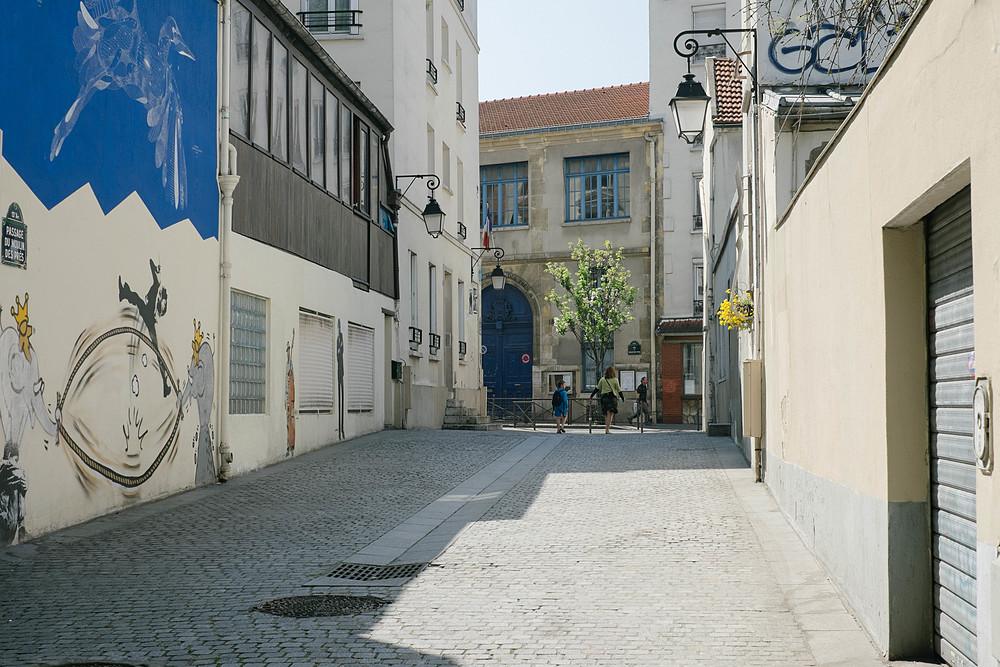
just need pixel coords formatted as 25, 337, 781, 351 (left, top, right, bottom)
629, 375, 650, 426
589, 366, 625, 434
552, 379, 569, 433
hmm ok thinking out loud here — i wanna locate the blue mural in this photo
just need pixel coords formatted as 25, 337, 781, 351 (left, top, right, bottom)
0, 1, 218, 239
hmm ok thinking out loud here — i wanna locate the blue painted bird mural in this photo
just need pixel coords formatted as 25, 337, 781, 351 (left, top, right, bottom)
49, 0, 196, 210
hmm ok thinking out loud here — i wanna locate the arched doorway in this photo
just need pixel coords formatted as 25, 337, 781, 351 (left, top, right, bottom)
481, 284, 533, 404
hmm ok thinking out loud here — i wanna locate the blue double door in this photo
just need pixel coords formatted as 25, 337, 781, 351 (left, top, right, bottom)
481, 285, 533, 402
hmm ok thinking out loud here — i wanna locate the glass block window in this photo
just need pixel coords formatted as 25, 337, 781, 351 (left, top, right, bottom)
565, 154, 630, 222
480, 162, 527, 228
230, 291, 267, 414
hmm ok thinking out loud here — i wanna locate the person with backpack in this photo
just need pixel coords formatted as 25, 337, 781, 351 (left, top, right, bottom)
552, 379, 569, 434
589, 366, 626, 434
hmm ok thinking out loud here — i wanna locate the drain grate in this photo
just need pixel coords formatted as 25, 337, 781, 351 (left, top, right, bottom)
252, 595, 388, 618
325, 561, 428, 581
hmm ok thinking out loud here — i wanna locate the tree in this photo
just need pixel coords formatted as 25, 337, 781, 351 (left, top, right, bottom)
544, 240, 637, 385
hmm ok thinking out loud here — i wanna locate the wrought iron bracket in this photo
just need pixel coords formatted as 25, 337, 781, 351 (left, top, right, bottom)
672, 28, 759, 99
394, 173, 440, 199
471, 246, 504, 266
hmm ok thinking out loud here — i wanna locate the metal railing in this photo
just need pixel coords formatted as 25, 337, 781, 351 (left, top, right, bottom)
694, 299, 704, 317
458, 340, 467, 358
409, 326, 422, 349
429, 332, 441, 352
296, 10, 363, 35
457, 221, 467, 239
456, 101, 466, 125
486, 397, 648, 433
456, 0, 465, 10
426, 59, 438, 84
693, 213, 703, 229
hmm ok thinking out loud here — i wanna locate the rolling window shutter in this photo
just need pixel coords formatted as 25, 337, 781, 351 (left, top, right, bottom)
298, 311, 335, 411
347, 322, 375, 411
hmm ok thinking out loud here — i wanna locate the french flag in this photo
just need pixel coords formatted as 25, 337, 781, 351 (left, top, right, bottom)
482, 203, 492, 249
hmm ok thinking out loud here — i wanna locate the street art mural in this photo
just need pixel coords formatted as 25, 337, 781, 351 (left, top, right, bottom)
178, 320, 215, 485
0, 0, 217, 238
285, 331, 296, 456
759, 0, 914, 85
0, 294, 61, 546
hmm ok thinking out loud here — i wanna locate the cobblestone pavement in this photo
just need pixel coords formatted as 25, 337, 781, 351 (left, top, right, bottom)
0, 428, 924, 666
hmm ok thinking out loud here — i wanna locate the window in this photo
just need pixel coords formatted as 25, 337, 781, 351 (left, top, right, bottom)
270, 39, 288, 161
410, 253, 419, 325
693, 174, 703, 230
298, 311, 334, 412
694, 265, 704, 316
442, 143, 451, 189
230, 291, 267, 415
290, 58, 307, 173
566, 154, 630, 222
692, 5, 726, 60
683, 342, 703, 395
371, 130, 380, 214
455, 44, 463, 100
429, 264, 438, 335
355, 120, 370, 214
325, 90, 339, 198
309, 75, 325, 187
347, 323, 375, 411
456, 158, 464, 222
481, 162, 527, 228
230, 3, 251, 137
457, 281, 466, 344
582, 339, 614, 392
340, 105, 352, 203
302, 0, 354, 34
427, 125, 435, 173
425, 2, 434, 61
441, 20, 449, 65
250, 18, 270, 149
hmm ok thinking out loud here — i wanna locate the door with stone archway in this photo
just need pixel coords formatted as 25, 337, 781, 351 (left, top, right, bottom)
481, 284, 533, 405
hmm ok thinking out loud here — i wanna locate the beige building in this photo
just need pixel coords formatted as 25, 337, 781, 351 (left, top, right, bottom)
478, 85, 663, 419
697, 0, 1000, 664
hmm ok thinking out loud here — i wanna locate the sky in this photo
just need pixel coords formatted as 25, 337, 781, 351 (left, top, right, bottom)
477, 0, 650, 102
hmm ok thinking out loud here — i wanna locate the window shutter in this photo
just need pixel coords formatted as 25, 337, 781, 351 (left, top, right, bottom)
347, 323, 375, 411
298, 312, 335, 411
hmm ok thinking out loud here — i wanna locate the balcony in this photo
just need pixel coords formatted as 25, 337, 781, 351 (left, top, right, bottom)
429, 332, 441, 354
456, 101, 466, 125
426, 59, 438, 85
409, 326, 422, 351
457, 221, 467, 239
693, 214, 703, 230
297, 10, 363, 36
694, 300, 704, 317
459, 340, 467, 359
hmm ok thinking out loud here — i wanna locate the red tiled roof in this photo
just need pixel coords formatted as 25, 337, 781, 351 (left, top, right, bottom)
480, 83, 649, 135
710, 58, 743, 125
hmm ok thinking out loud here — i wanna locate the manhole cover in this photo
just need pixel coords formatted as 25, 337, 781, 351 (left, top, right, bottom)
252, 595, 388, 618
325, 561, 428, 581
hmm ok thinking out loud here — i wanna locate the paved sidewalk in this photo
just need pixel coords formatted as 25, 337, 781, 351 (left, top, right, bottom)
0, 428, 936, 666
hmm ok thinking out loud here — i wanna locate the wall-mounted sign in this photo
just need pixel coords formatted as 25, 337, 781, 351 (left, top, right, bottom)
627, 340, 641, 355
521, 353, 531, 364
2, 203, 27, 269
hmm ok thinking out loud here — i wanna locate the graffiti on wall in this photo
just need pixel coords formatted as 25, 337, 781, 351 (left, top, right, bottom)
0, 294, 61, 546
762, 0, 913, 85
178, 320, 215, 485
0, 0, 218, 238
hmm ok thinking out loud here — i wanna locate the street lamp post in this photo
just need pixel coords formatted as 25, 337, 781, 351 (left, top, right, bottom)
471, 246, 506, 292
395, 173, 445, 237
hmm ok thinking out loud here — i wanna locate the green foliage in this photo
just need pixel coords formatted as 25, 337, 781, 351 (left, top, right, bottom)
544, 240, 637, 379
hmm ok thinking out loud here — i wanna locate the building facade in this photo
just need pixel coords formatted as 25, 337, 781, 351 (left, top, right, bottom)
283, 0, 485, 428
478, 85, 663, 420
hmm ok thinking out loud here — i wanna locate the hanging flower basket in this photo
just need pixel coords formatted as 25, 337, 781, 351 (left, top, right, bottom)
718, 289, 753, 331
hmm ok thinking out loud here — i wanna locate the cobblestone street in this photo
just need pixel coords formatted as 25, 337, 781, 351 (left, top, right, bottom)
0, 429, 924, 665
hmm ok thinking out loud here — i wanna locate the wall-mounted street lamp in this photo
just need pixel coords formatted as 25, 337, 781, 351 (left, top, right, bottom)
395, 173, 445, 237
471, 246, 506, 292
669, 29, 758, 144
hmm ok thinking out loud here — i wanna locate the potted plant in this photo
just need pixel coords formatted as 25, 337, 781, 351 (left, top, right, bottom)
717, 289, 753, 331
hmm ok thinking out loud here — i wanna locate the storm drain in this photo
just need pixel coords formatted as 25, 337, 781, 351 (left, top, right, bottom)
325, 561, 428, 581
252, 595, 388, 618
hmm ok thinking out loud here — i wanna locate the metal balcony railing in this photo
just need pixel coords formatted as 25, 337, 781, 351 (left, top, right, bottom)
458, 341, 467, 357
693, 213, 703, 230
456, 101, 466, 125
694, 299, 704, 317
429, 332, 441, 352
409, 326, 422, 350
296, 10, 363, 35
456, 0, 465, 10
426, 59, 438, 85
457, 221, 467, 239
